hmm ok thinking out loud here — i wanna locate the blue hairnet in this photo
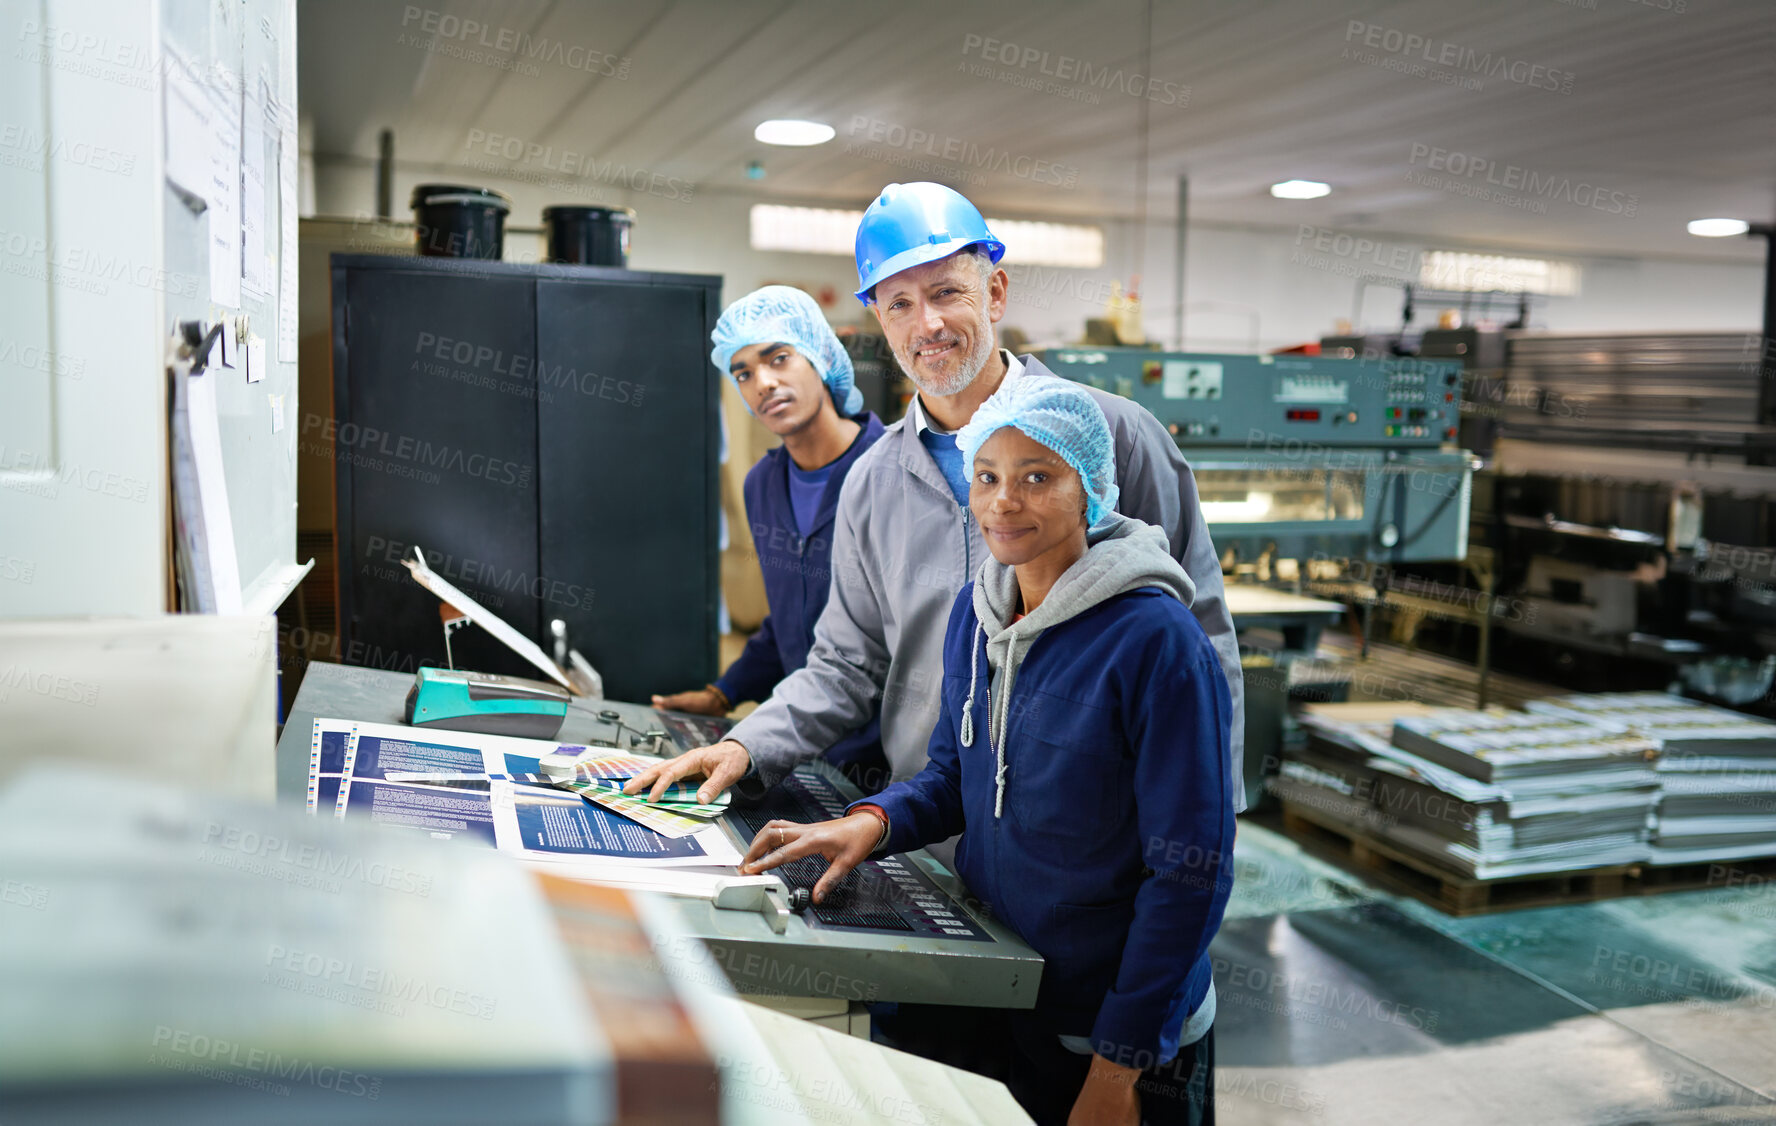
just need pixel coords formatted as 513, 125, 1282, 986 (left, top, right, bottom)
709, 286, 863, 416
957, 376, 1120, 527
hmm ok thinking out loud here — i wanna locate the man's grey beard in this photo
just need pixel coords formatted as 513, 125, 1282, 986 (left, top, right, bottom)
896, 304, 997, 399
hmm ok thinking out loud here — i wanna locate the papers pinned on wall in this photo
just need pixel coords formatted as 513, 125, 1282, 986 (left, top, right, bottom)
240, 79, 275, 299
160, 44, 244, 308
162, 45, 213, 208
206, 67, 242, 309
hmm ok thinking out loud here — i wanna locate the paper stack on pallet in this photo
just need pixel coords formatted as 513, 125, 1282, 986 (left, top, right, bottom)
1280, 703, 1659, 880
1528, 692, 1776, 864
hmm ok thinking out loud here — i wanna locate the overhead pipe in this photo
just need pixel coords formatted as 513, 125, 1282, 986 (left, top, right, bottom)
376, 129, 394, 220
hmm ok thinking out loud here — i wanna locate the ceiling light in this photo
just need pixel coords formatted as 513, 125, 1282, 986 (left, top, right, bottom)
1688, 218, 1750, 238
754, 119, 834, 146
1271, 179, 1331, 200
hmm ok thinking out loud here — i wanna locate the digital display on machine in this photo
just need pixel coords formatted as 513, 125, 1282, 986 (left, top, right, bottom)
1286, 409, 1321, 422
1275, 375, 1350, 403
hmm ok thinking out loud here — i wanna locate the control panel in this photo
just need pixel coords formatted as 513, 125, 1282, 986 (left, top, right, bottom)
646, 705, 996, 940
1037, 349, 1464, 448
731, 771, 994, 941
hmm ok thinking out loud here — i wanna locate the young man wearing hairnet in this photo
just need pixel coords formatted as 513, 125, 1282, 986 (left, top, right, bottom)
650, 285, 889, 789
629, 183, 1241, 819
741, 376, 1235, 1126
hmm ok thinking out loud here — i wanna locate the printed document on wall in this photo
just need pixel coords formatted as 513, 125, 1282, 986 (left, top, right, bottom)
162, 45, 215, 205
240, 80, 275, 299
277, 115, 299, 360
206, 67, 243, 309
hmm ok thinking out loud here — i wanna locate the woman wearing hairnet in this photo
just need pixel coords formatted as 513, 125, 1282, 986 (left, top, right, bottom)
742, 376, 1235, 1126
651, 285, 889, 792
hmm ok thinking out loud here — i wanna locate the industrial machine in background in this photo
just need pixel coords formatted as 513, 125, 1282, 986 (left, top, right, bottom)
1038, 349, 1477, 566
1489, 332, 1776, 703
1317, 325, 1776, 709
1324, 324, 1509, 457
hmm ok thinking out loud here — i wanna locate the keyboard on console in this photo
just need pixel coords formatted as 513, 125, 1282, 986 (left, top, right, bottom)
732, 769, 992, 941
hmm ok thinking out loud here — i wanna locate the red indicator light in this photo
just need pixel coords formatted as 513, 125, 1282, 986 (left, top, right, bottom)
1285, 409, 1321, 422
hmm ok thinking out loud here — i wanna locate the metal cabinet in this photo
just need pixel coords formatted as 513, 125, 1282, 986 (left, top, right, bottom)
330, 255, 721, 701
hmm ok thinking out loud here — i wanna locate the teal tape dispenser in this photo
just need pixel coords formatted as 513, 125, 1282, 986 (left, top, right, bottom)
400, 546, 603, 739
406, 665, 570, 739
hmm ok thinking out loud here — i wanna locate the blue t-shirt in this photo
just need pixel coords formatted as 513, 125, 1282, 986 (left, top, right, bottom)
786, 459, 835, 536
918, 429, 970, 507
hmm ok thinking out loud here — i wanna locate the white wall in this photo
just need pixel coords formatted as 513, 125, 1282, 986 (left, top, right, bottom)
312, 157, 1765, 355
1109, 219, 1764, 353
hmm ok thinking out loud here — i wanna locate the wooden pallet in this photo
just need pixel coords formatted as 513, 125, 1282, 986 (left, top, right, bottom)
1278, 801, 1636, 916
1630, 853, 1776, 896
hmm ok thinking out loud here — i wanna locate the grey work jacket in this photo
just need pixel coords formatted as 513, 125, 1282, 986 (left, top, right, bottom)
727, 354, 1246, 820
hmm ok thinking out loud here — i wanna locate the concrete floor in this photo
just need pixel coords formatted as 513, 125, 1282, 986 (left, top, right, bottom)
710, 628, 1776, 1122
1213, 822, 1776, 1125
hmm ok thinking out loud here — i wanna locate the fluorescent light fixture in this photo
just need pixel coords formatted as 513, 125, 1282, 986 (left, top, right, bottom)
754, 119, 834, 146
749, 204, 1104, 268
1271, 179, 1331, 200
750, 204, 863, 254
983, 219, 1104, 268
1688, 218, 1750, 238
1419, 250, 1580, 297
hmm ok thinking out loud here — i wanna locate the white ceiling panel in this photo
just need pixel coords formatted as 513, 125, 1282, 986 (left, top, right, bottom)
300, 0, 1776, 258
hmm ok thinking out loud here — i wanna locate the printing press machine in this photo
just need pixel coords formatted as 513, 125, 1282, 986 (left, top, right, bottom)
1312, 326, 1776, 710
1038, 349, 1476, 567
1484, 331, 1776, 704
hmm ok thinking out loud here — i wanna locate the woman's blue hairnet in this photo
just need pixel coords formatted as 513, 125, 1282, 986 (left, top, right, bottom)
957, 375, 1120, 527
709, 286, 863, 417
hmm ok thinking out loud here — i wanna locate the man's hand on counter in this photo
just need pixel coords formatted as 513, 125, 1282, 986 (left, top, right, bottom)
649, 686, 730, 716
622, 739, 752, 805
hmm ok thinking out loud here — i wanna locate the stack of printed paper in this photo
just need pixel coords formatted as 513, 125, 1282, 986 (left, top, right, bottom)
1528, 692, 1776, 863
1279, 704, 1659, 879
1390, 711, 1657, 784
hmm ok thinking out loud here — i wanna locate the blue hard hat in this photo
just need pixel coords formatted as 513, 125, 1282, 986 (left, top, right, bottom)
853, 182, 1005, 305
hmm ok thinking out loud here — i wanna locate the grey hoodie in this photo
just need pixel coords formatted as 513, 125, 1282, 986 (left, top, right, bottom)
965, 513, 1196, 819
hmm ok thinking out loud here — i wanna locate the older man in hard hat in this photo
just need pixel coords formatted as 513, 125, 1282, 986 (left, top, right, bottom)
631, 180, 1242, 818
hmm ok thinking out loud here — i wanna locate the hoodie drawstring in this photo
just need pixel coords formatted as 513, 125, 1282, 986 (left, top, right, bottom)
991, 628, 1020, 818
960, 622, 983, 748
961, 620, 1018, 820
